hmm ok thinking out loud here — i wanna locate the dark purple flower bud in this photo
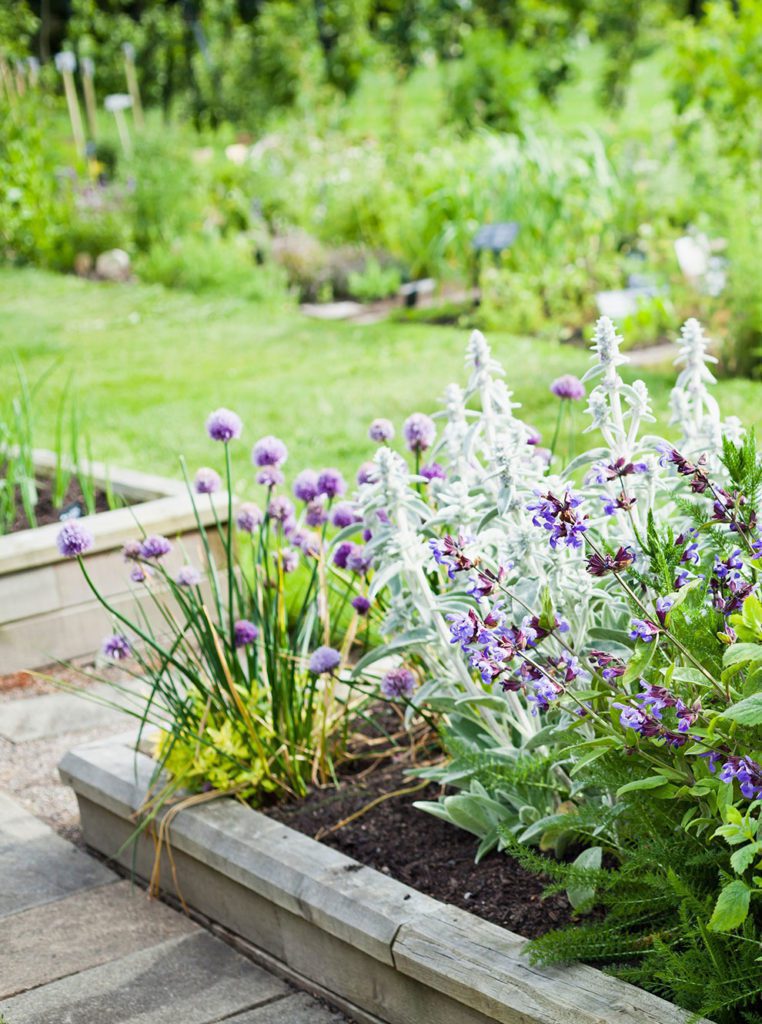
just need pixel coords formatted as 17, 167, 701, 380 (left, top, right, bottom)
236, 503, 263, 533
234, 619, 259, 648
347, 546, 372, 575
351, 595, 371, 616
309, 645, 341, 675
102, 633, 130, 660
194, 467, 221, 494
550, 375, 585, 401
140, 535, 172, 559
317, 468, 346, 499
420, 462, 446, 483
403, 412, 436, 453
526, 427, 541, 445
57, 520, 94, 558
206, 408, 242, 443
369, 418, 394, 443
252, 435, 288, 467
356, 461, 376, 486
333, 541, 355, 569
381, 666, 416, 698
292, 469, 320, 503
586, 546, 635, 576
332, 503, 361, 528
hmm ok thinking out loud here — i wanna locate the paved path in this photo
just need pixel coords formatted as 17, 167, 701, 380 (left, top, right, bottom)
0, 681, 353, 1024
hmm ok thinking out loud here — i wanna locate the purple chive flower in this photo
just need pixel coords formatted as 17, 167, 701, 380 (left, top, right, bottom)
629, 618, 660, 643
356, 461, 376, 486
347, 546, 372, 575
57, 520, 94, 558
140, 535, 172, 559
252, 435, 288, 468
122, 539, 143, 561
292, 469, 320, 503
194, 467, 222, 494
333, 541, 356, 569
332, 503, 361, 528
305, 499, 328, 527
352, 595, 371, 616
309, 645, 341, 675
403, 412, 436, 453
369, 418, 395, 443
256, 466, 285, 488
295, 531, 321, 557
130, 564, 151, 583
420, 462, 446, 483
102, 633, 130, 660
175, 565, 202, 587
268, 496, 295, 523
206, 408, 242, 443
381, 666, 416, 699
236, 503, 263, 533
550, 375, 585, 401
234, 619, 259, 648
280, 547, 300, 573
317, 468, 346, 499
527, 491, 588, 550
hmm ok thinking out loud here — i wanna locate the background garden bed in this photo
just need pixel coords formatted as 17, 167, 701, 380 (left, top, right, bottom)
0, 450, 227, 672
60, 732, 707, 1024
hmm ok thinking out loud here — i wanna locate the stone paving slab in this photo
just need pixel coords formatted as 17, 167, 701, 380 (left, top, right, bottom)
0, 794, 115, 918
0, 930, 290, 1024
226, 991, 351, 1023
1, 878, 197, 998
0, 686, 141, 743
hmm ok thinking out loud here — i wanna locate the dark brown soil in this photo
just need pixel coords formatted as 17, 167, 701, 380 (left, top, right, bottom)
7, 476, 115, 533
266, 712, 579, 940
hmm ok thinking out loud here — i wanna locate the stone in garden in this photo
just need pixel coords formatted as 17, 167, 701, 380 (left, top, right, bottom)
95, 248, 132, 282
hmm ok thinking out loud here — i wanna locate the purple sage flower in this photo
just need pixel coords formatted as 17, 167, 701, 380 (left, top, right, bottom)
317, 468, 346, 499
234, 619, 259, 648
352, 595, 371, 616
719, 755, 762, 801
175, 565, 202, 587
57, 521, 94, 558
194, 467, 222, 494
381, 666, 416, 699
236, 503, 263, 533
550, 375, 585, 401
102, 633, 130, 660
403, 413, 436, 453
252, 435, 288, 468
309, 645, 341, 675
369, 418, 395, 443
629, 618, 660, 643
206, 408, 242, 443
292, 469, 320, 503
140, 535, 172, 560
527, 491, 588, 550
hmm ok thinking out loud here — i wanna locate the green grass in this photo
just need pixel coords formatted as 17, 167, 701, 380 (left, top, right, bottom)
1, 266, 759, 492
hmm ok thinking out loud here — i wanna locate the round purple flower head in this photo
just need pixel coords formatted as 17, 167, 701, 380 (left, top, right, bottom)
381, 666, 416, 699
236, 502, 263, 533
550, 375, 585, 401
369, 418, 395, 443
309, 645, 341, 675
57, 520, 94, 558
420, 462, 446, 483
352, 595, 371, 617
347, 546, 372, 575
256, 466, 285, 488
194, 467, 221, 495
280, 548, 300, 573
234, 619, 259, 648
526, 427, 542, 446
102, 633, 131, 661
252, 435, 288, 468
140, 535, 172, 559
333, 541, 355, 569
206, 408, 242, 443
305, 499, 328, 527
332, 503, 360, 528
403, 413, 436, 453
130, 564, 151, 583
122, 539, 142, 561
175, 565, 202, 587
317, 468, 346, 499
268, 495, 295, 523
357, 461, 376, 486
293, 469, 320, 503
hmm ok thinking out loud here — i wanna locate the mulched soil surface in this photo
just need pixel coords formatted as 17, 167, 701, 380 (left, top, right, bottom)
266, 710, 577, 940
8, 476, 113, 533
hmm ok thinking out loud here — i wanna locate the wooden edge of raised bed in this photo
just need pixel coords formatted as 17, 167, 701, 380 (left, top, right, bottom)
60, 733, 709, 1024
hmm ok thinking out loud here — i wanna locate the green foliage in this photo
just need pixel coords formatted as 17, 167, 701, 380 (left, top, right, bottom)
347, 258, 401, 301
446, 29, 536, 134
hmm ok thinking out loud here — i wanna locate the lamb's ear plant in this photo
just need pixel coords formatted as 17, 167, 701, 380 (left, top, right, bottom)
57, 408, 376, 808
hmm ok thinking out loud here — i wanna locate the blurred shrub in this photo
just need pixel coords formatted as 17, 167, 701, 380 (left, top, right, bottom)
446, 29, 536, 134
347, 257, 401, 301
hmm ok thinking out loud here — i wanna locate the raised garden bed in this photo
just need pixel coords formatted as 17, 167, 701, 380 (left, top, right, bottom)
0, 451, 227, 673
61, 732, 706, 1024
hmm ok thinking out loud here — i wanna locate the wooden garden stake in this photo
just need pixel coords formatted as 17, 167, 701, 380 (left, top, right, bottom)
27, 57, 40, 87
122, 43, 143, 129
55, 52, 86, 160
105, 93, 133, 158
81, 57, 98, 139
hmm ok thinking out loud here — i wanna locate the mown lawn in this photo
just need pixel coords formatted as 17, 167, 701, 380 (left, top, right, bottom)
1, 267, 758, 489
